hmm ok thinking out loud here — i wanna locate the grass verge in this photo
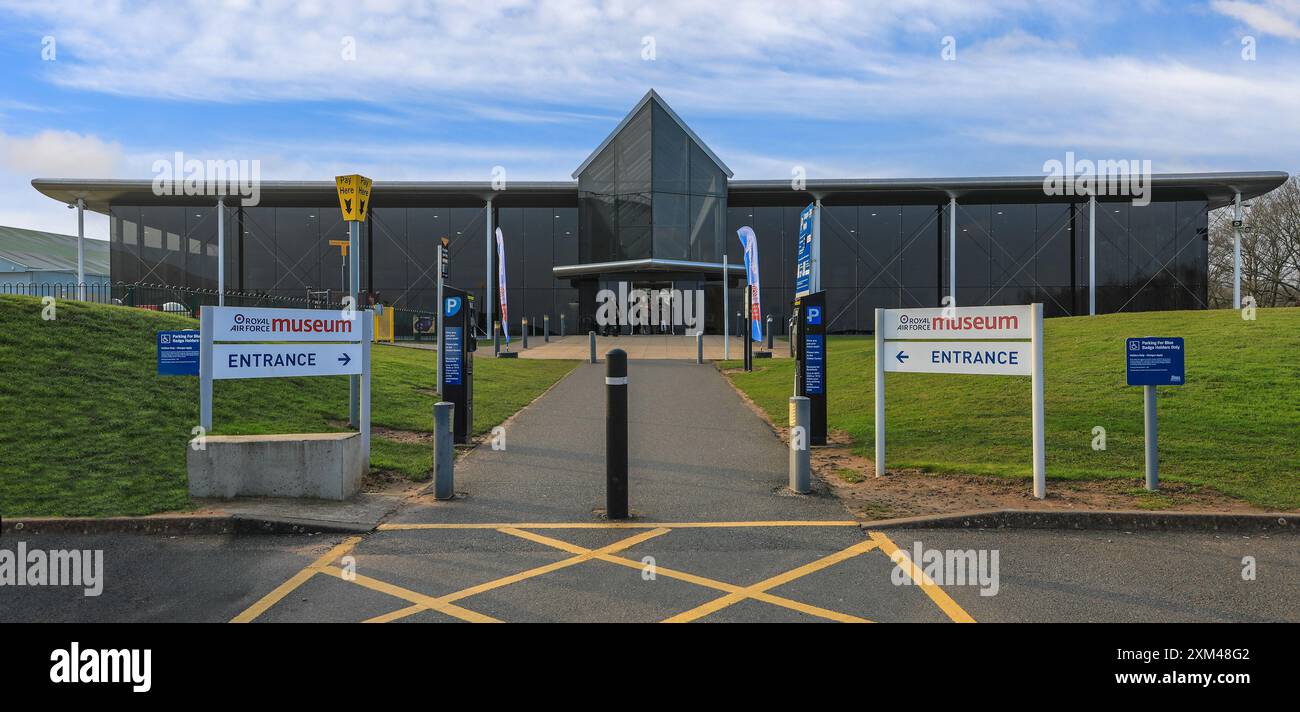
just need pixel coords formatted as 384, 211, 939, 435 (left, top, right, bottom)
0, 295, 576, 516
722, 307, 1300, 510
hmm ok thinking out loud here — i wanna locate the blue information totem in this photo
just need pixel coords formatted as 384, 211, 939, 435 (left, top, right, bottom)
440, 286, 476, 444
794, 291, 827, 445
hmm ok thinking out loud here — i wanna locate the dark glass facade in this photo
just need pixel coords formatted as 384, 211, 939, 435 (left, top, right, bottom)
103, 91, 1215, 335
109, 204, 579, 322
577, 100, 728, 265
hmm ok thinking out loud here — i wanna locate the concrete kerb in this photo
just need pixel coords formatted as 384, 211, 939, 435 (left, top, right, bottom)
0, 514, 374, 536
862, 509, 1297, 533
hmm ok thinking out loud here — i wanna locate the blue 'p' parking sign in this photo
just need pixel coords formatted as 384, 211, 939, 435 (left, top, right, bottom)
1126, 337, 1185, 386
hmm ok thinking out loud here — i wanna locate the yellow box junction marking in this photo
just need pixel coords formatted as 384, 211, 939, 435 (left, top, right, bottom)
661, 538, 881, 623
231, 523, 976, 624
360, 527, 670, 623
868, 531, 976, 623
334, 174, 372, 222
230, 536, 362, 623
499, 527, 872, 623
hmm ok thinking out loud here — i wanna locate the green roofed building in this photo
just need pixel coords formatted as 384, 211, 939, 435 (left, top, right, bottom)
0, 225, 110, 287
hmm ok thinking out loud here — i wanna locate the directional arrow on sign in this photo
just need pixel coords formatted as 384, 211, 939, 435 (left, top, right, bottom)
895, 350, 909, 364
338, 353, 352, 366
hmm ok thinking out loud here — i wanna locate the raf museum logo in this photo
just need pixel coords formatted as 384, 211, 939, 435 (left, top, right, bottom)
893, 312, 1021, 336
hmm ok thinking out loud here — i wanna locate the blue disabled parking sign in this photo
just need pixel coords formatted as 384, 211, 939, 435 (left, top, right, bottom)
1126, 337, 1185, 386
157, 330, 200, 376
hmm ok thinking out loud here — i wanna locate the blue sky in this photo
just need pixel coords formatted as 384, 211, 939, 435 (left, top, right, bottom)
0, 0, 1297, 238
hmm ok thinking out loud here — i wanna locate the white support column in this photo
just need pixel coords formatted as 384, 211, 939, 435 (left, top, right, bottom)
1233, 192, 1243, 310
811, 198, 823, 294
199, 308, 213, 432
1031, 302, 1046, 499
217, 198, 226, 306
874, 307, 885, 478
75, 197, 85, 301
484, 197, 494, 339
948, 196, 957, 307
723, 253, 730, 360
1088, 195, 1096, 316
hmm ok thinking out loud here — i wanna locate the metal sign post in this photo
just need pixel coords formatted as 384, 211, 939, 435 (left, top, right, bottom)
1126, 337, 1185, 491
335, 174, 372, 428
875, 304, 1045, 498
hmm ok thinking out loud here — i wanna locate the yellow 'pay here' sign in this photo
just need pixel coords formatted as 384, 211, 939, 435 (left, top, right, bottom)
335, 174, 372, 222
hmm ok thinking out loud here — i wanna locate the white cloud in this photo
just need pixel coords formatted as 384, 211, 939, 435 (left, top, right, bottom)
1211, 0, 1300, 40
0, 130, 124, 177
0, 0, 1295, 195
0, 131, 124, 236
1, 0, 1065, 105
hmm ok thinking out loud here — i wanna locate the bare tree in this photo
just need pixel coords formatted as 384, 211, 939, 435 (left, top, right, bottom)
1208, 176, 1300, 308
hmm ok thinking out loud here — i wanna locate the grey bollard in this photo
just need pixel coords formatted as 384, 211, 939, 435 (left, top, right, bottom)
434, 401, 455, 500
696, 331, 704, 364
560, 313, 566, 337
522, 318, 529, 349
544, 314, 550, 343
766, 316, 774, 350
589, 331, 597, 363
789, 396, 811, 494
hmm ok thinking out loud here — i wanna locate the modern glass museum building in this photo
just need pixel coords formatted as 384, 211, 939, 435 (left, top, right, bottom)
33, 90, 1288, 334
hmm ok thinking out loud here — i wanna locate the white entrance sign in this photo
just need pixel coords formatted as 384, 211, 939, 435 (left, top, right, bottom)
880, 305, 1032, 341
199, 305, 372, 465
875, 303, 1046, 498
213, 343, 363, 380
882, 341, 1032, 376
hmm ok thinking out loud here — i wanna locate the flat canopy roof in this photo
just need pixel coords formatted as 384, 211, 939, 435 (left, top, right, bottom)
32, 171, 1288, 214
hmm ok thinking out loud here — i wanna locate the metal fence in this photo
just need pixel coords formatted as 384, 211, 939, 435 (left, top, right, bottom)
1, 282, 437, 341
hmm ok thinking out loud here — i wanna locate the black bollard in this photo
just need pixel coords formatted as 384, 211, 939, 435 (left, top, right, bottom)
605, 348, 628, 519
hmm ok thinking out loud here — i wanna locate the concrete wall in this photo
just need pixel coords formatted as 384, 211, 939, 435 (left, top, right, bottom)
187, 432, 365, 501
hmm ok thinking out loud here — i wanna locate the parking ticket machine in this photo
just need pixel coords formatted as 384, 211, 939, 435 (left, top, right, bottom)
441, 286, 476, 443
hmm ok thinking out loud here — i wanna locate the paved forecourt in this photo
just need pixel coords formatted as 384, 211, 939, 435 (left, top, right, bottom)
488, 334, 788, 360
232, 359, 972, 623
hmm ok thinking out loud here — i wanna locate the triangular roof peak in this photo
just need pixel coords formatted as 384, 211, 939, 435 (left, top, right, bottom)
572, 89, 733, 180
